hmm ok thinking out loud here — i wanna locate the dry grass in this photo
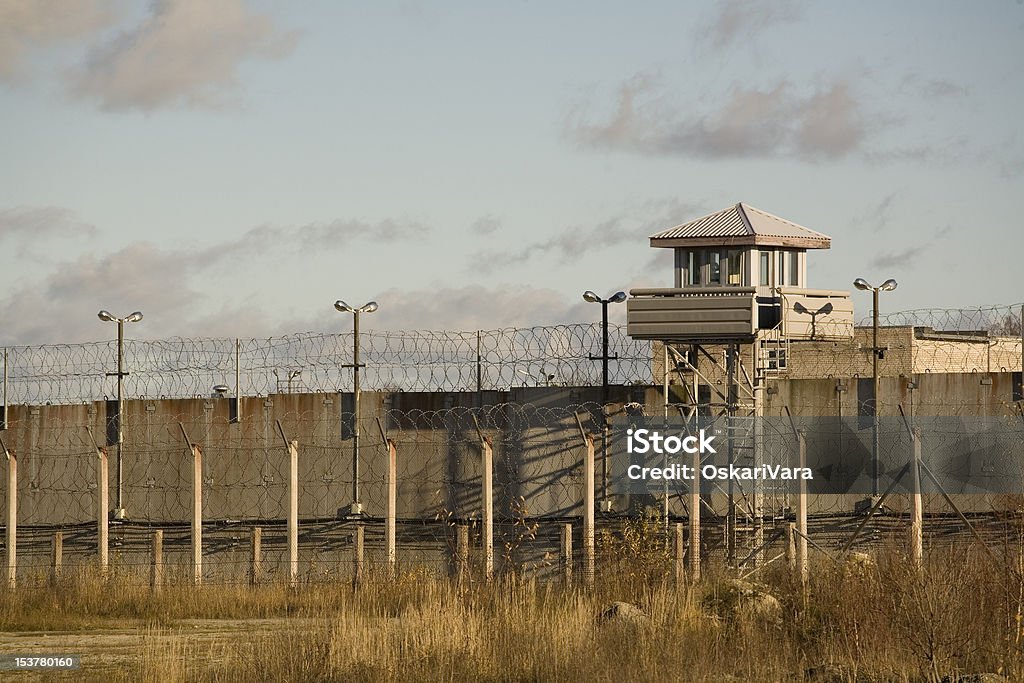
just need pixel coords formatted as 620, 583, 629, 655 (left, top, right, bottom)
1, 532, 1022, 681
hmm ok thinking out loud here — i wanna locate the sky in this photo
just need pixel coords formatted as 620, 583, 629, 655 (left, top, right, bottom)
1, 0, 1022, 345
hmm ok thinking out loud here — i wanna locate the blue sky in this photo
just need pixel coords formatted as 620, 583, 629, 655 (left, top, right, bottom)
1, 0, 1021, 344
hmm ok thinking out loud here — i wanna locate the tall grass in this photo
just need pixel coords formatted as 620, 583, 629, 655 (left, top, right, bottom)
1, 534, 1021, 681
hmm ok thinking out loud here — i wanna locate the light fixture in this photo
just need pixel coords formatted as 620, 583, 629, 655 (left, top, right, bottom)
333, 298, 379, 516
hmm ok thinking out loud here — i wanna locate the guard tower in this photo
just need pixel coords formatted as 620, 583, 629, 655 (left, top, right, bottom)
627, 202, 853, 342
625, 202, 855, 569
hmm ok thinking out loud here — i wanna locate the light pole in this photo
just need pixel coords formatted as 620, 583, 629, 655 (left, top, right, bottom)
852, 278, 897, 498
334, 300, 378, 516
287, 369, 301, 394
98, 310, 143, 520
583, 290, 627, 512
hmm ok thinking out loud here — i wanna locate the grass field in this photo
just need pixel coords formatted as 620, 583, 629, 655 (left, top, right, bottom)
1, 532, 1021, 682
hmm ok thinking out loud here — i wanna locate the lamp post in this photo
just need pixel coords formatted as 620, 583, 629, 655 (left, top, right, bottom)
852, 278, 897, 498
583, 290, 627, 512
334, 300, 378, 516
97, 310, 143, 520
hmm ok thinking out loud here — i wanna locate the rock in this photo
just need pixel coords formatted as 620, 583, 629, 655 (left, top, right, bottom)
843, 552, 876, 577
703, 579, 782, 624
597, 601, 650, 626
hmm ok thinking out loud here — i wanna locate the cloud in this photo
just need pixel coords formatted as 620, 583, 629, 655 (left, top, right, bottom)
566, 75, 867, 161
190, 217, 430, 269
0, 213, 431, 344
68, 0, 298, 111
367, 285, 592, 331
0, 206, 97, 240
0, 206, 98, 257
0, 0, 119, 83
470, 215, 501, 236
899, 75, 970, 99
0, 242, 202, 344
851, 193, 898, 232
869, 246, 927, 270
704, 0, 805, 49
471, 198, 704, 269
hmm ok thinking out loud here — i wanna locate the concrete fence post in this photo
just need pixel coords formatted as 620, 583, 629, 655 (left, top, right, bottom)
97, 446, 109, 573
583, 433, 595, 587
796, 430, 808, 584
191, 444, 203, 586
674, 523, 685, 585
150, 530, 163, 593
288, 440, 299, 587
482, 437, 493, 583
4, 444, 15, 589
910, 427, 923, 568
689, 446, 700, 581
249, 527, 262, 587
786, 523, 797, 574
385, 438, 397, 578
561, 522, 573, 587
353, 523, 365, 589
50, 532, 62, 585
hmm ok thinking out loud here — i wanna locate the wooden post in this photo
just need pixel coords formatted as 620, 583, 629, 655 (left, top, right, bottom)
353, 523, 365, 588
689, 446, 700, 581
150, 530, 163, 593
5, 447, 15, 589
561, 522, 573, 586
287, 440, 298, 587
453, 524, 469, 585
191, 444, 202, 586
482, 437, 493, 582
50, 532, 62, 584
249, 527, 262, 586
674, 523, 685, 584
583, 433, 595, 587
910, 427, 923, 568
97, 447, 109, 572
796, 430, 808, 584
385, 438, 397, 578
786, 523, 797, 573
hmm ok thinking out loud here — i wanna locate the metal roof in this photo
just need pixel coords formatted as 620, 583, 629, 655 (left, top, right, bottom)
649, 203, 831, 249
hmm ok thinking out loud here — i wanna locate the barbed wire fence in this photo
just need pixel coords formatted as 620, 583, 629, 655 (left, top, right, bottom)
2, 303, 1021, 406
1, 324, 653, 406
3, 404, 1024, 589
0, 304, 1022, 588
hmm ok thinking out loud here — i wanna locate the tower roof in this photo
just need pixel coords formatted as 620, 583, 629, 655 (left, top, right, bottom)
649, 203, 831, 249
